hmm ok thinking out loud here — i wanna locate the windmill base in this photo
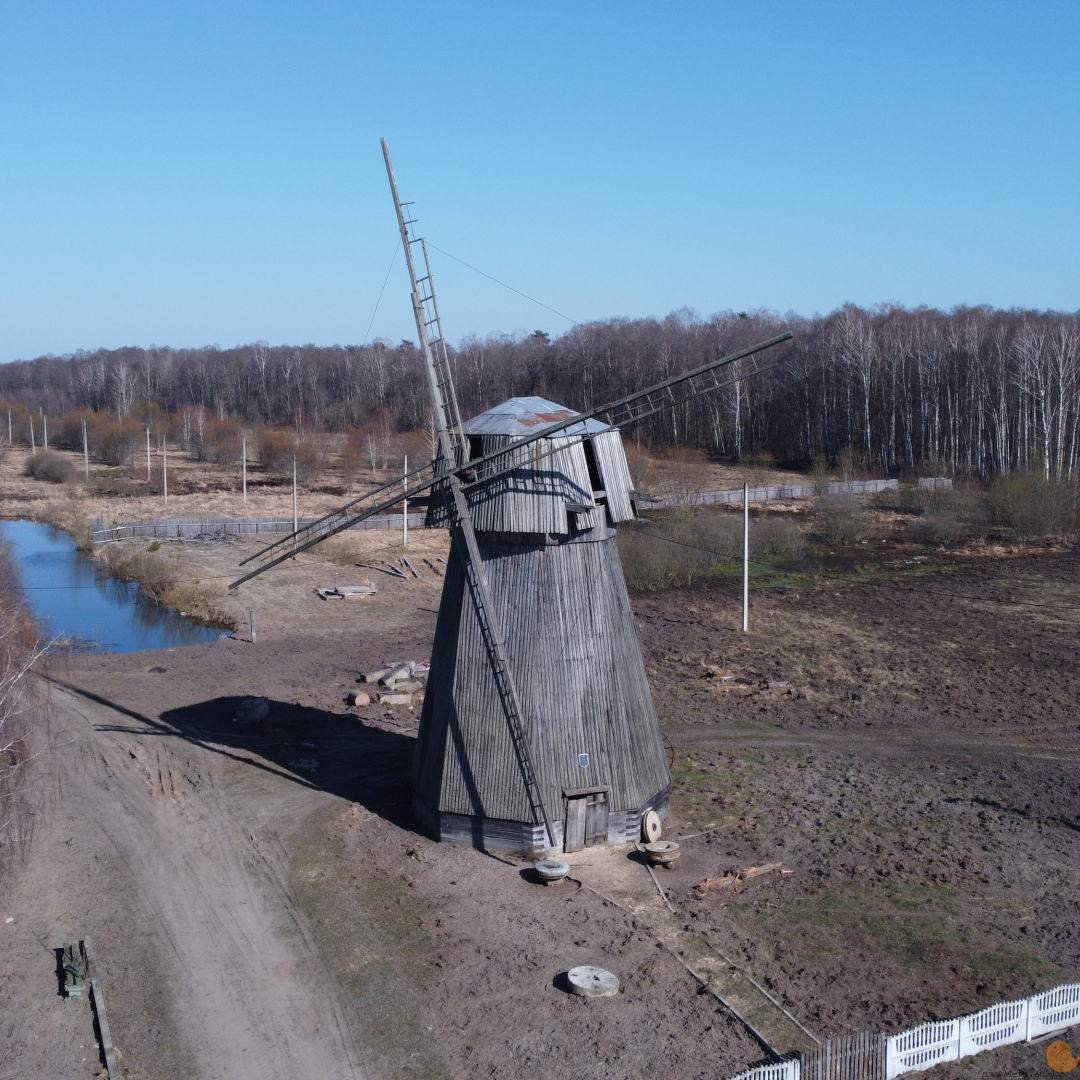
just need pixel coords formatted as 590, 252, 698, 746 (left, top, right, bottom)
416, 787, 669, 856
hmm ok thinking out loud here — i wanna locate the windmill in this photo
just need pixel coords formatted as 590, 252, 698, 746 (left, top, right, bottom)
230, 139, 792, 854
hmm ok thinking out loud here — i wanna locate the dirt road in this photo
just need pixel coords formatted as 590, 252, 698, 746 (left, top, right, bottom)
2, 679, 365, 1080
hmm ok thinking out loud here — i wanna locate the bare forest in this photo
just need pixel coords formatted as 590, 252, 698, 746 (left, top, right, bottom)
3, 303, 1080, 480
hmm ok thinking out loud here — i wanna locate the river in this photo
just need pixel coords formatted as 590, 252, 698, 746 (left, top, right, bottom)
0, 519, 228, 652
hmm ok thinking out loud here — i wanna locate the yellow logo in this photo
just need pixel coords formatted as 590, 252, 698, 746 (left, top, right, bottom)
1047, 1040, 1080, 1073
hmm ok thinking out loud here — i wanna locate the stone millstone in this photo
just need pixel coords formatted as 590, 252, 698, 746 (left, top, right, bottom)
641, 809, 662, 842
567, 965, 619, 998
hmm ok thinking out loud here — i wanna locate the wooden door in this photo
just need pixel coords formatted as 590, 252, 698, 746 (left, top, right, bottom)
584, 791, 608, 847
564, 796, 586, 852
564, 790, 609, 852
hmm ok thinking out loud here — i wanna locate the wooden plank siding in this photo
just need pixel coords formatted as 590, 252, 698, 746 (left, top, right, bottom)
429, 786, 669, 855
413, 528, 671, 831
466, 434, 594, 534
412, 396, 671, 853
591, 429, 637, 523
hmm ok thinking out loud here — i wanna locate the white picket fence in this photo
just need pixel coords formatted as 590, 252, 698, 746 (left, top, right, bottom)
723, 981, 1080, 1080
728, 1059, 800, 1080
886, 982, 1080, 1078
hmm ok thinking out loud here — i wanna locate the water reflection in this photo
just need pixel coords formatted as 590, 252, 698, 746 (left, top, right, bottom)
0, 519, 227, 652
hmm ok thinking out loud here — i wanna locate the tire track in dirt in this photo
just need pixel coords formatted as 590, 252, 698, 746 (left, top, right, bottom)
53, 684, 364, 1080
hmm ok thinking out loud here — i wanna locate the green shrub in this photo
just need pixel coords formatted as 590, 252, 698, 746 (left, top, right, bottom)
812, 494, 873, 544
907, 488, 989, 545
617, 507, 805, 590
992, 474, 1078, 538
23, 451, 74, 484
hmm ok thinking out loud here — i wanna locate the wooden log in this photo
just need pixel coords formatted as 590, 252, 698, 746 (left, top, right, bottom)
356, 561, 406, 578
82, 938, 120, 1080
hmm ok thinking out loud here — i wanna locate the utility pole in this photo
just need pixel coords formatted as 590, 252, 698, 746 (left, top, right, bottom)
163, 441, 168, 505
402, 453, 408, 546
43, 414, 48, 451
742, 482, 749, 633
292, 456, 298, 534
82, 418, 89, 478
242, 435, 247, 504
30, 419, 35, 454
146, 427, 152, 483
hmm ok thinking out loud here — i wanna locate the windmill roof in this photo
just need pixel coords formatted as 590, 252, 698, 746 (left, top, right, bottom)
463, 396, 611, 437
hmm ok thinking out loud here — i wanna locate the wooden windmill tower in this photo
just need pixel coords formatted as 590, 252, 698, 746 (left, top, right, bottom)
231, 139, 792, 855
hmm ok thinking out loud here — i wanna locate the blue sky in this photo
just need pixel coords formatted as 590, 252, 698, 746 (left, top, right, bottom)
1, 1, 1077, 362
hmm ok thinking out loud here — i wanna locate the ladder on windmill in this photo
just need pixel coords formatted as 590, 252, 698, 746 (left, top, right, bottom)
383, 137, 555, 846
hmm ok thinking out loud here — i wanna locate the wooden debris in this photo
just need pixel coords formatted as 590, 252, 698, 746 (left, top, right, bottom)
61, 941, 87, 999
379, 663, 413, 687
82, 937, 120, 1080
400, 556, 421, 578
698, 862, 791, 894
379, 692, 413, 706
423, 557, 442, 576
317, 583, 377, 601
356, 561, 406, 579
346, 690, 370, 707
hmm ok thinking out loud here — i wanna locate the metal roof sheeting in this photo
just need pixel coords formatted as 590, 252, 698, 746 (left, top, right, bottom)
463, 396, 611, 437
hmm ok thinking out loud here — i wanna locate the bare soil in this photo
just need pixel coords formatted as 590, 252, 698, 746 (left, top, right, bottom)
1, 461, 1078, 1079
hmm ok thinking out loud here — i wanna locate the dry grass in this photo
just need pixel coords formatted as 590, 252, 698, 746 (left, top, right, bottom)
94, 542, 235, 628
618, 506, 806, 590
0, 540, 46, 882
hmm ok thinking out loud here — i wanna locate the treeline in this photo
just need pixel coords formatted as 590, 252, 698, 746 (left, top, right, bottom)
2, 303, 1080, 479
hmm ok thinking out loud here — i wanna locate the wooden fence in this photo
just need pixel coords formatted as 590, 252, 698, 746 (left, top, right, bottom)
636, 478, 898, 509
90, 512, 425, 545
726, 981, 1080, 1080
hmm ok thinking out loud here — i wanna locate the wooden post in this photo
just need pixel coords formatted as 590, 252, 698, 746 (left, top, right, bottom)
82, 418, 89, 478
249, 609, 256, 643
292, 455, 298, 534
43, 413, 48, 451
403, 453, 408, 547
6, 410, 10, 444
146, 426, 151, 482
163, 441, 168, 505
29, 418, 35, 454
242, 435, 247, 504
742, 482, 749, 633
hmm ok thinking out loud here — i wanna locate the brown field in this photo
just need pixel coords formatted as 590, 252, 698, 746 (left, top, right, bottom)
0, 448, 1077, 1079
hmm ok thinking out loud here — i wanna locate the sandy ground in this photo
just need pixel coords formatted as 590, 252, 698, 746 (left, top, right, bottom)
1, 459, 1078, 1079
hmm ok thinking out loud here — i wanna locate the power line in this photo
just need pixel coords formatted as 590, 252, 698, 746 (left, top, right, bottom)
425, 242, 582, 327
362, 238, 400, 345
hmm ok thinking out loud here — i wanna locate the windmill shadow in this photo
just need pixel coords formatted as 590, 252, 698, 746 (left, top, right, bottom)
146, 694, 422, 832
